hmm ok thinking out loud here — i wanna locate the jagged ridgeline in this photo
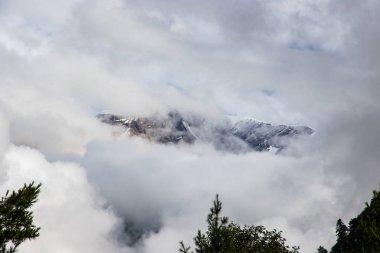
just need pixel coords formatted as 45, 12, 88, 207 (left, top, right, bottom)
97, 111, 314, 153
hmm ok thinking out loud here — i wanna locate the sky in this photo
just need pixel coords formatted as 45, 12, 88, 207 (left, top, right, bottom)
0, 0, 379, 252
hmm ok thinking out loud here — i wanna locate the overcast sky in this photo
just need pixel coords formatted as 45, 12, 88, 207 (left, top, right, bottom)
0, 0, 380, 252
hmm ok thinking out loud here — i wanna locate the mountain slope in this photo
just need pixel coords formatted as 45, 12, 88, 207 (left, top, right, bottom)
97, 111, 314, 153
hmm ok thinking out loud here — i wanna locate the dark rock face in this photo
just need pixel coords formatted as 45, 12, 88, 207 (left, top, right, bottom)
97, 111, 314, 153
231, 119, 314, 151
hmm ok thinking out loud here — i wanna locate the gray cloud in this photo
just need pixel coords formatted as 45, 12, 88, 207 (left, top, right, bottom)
0, 0, 379, 252
80, 136, 343, 251
0, 144, 132, 253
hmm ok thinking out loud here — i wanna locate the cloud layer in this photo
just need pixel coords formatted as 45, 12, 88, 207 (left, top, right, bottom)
0, 0, 380, 252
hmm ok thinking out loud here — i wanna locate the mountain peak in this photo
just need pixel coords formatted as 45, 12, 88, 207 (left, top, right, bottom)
97, 111, 314, 153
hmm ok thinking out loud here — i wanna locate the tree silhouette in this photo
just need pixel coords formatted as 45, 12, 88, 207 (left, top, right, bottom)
0, 182, 41, 253
180, 194, 299, 253
327, 188, 380, 253
316, 246, 328, 253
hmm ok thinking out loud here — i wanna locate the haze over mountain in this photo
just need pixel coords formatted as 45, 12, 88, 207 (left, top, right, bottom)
0, 0, 379, 253
97, 111, 314, 153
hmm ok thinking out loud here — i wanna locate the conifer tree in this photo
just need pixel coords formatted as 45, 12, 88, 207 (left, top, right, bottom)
180, 194, 299, 253
316, 246, 328, 253
327, 188, 380, 253
330, 219, 348, 253
0, 182, 41, 253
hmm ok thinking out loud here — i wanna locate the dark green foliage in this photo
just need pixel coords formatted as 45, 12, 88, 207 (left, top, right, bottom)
179, 241, 191, 253
316, 246, 328, 253
329, 189, 380, 253
180, 194, 300, 253
330, 219, 348, 253
0, 182, 41, 253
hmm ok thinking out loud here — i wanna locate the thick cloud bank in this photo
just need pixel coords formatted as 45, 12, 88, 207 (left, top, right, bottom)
0, 118, 130, 252
0, 0, 380, 252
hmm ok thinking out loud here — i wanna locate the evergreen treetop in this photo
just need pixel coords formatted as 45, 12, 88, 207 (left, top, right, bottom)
180, 194, 299, 253
0, 182, 41, 253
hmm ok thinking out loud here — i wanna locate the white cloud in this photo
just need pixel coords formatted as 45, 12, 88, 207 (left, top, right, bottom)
0, 0, 379, 252
0, 144, 131, 253
80, 137, 346, 252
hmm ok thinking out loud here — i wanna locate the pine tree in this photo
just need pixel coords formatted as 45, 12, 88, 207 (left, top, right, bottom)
316, 246, 328, 253
330, 219, 348, 253
180, 194, 299, 253
328, 188, 380, 253
0, 182, 41, 253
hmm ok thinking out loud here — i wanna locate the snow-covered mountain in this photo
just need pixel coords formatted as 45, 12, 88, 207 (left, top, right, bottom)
97, 111, 314, 153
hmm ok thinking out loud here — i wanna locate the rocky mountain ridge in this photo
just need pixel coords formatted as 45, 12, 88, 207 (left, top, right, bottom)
97, 111, 314, 153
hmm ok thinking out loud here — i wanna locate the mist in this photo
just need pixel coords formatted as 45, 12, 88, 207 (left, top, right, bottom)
0, 0, 379, 252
